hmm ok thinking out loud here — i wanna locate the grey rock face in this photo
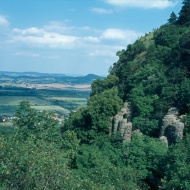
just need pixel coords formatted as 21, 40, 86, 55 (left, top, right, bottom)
110, 102, 132, 142
160, 107, 184, 144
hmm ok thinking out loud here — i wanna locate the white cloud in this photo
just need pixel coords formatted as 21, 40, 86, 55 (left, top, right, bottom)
13, 27, 44, 36
0, 15, 9, 26
104, 0, 178, 9
44, 21, 73, 33
0, 16, 9, 34
101, 28, 142, 43
15, 51, 60, 59
6, 20, 143, 63
89, 50, 115, 57
9, 25, 143, 55
83, 36, 100, 43
11, 33, 79, 48
10, 26, 80, 48
10, 23, 101, 48
91, 7, 113, 14
80, 26, 91, 30
89, 45, 125, 57
15, 51, 40, 57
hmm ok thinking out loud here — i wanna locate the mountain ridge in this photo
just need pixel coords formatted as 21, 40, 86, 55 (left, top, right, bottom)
0, 71, 104, 85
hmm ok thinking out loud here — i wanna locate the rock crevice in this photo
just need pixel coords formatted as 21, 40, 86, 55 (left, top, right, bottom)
159, 107, 184, 145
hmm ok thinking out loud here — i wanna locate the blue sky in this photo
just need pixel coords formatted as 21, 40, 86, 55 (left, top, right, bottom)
0, 0, 182, 76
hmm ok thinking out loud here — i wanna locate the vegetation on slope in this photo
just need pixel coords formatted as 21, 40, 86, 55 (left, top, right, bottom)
1, 1, 190, 189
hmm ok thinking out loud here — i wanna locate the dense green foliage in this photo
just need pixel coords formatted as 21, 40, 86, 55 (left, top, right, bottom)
110, 20, 190, 137
0, 101, 168, 189
178, 0, 190, 26
1, 2, 190, 189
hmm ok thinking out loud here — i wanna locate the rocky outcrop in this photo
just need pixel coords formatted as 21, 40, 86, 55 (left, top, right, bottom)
110, 102, 132, 142
160, 107, 184, 145
110, 103, 186, 145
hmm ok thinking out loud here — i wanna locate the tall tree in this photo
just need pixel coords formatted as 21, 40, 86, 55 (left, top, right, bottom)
178, 0, 190, 25
168, 12, 177, 24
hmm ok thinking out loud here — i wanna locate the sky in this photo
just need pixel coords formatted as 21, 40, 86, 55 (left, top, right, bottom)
0, 0, 183, 76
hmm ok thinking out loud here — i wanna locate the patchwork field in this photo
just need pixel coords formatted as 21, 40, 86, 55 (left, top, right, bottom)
31, 105, 70, 115
0, 71, 101, 137
1, 83, 91, 90
49, 97, 87, 101
0, 96, 50, 106
0, 88, 90, 116
0, 89, 90, 137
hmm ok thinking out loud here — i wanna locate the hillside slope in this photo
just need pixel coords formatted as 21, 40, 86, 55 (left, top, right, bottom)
62, 1, 190, 189
66, 8, 190, 138
110, 23, 190, 137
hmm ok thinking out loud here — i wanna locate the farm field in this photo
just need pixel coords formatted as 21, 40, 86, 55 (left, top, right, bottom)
1, 82, 91, 90
0, 71, 98, 136
31, 105, 70, 115
0, 89, 90, 116
49, 97, 87, 101
0, 96, 50, 106
0, 87, 90, 136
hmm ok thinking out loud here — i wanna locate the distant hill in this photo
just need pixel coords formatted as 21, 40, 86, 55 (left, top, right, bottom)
0, 71, 104, 84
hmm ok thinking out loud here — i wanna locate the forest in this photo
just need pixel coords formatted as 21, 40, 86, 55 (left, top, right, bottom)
1, 1, 190, 189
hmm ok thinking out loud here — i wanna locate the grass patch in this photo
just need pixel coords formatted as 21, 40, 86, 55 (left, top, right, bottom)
31, 105, 70, 115
48, 97, 87, 111
49, 97, 87, 102
0, 96, 51, 106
